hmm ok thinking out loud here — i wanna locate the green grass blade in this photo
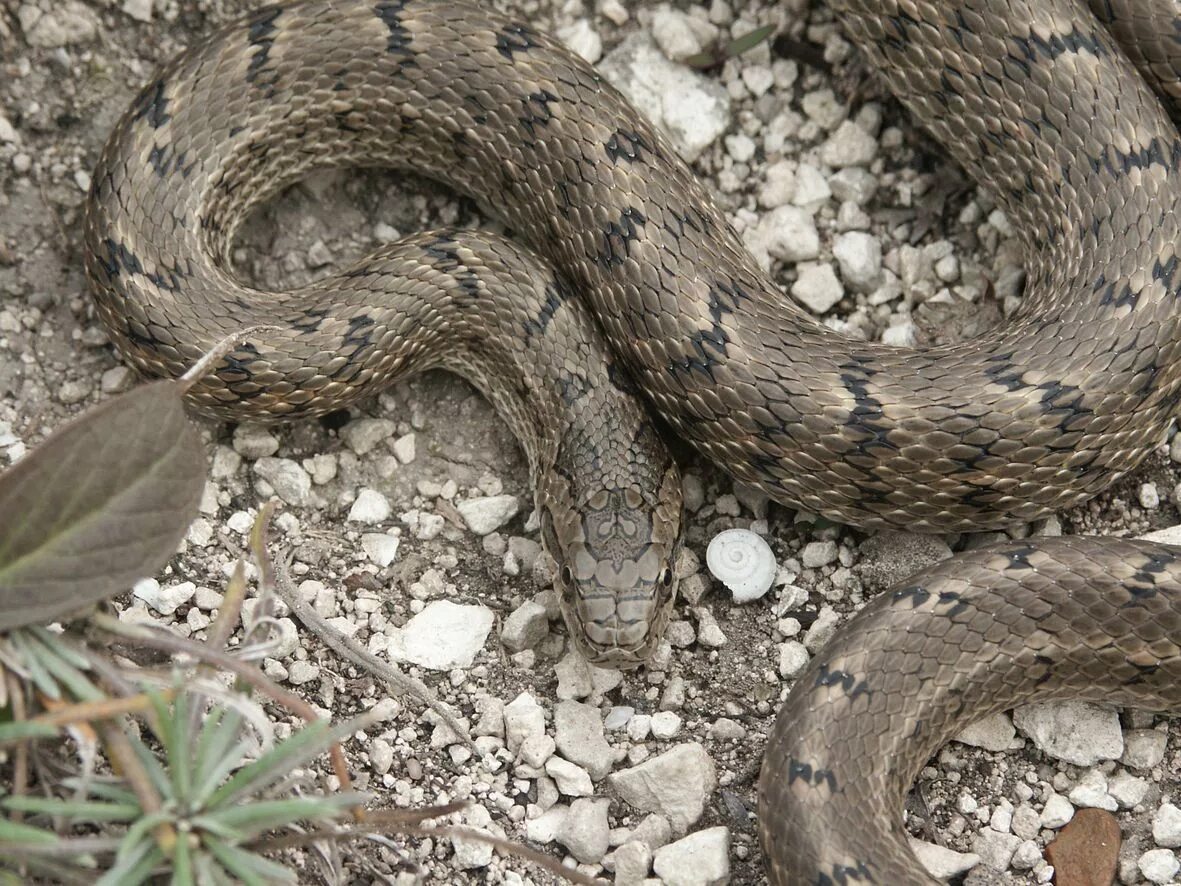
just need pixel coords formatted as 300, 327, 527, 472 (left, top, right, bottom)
204, 717, 350, 809
96, 838, 161, 886
0, 816, 60, 845
170, 832, 193, 886
127, 729, 173, 799
199, 795, 356, 841
1, 795, 140, 822
203, 836, 295, 886
8, 631, 61, 700
24, 631, 101, 701
152, 691, 193, 802
191, 708, 246, 806
0, 720, 59, 742
111, 810, 168, 866
61, 779, 140, 806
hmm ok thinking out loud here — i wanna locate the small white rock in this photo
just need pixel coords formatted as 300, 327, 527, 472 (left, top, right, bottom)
972, 828, 1021, 871
253, 458, 312, 506
501, 600, 549, 652
778, 641, 809, 679
557, 18, 602, 63
832, 231, 883, 293
348, 488, 392, 524
121, 0, 153, 22
132, 579, 195, 616
1139, 848, 1181, 884
821, 120, 878, 167
361, 533, 400, 567
232, 425, 279, 458
504, 692, 547, 753
908, 838, 980, 880
1067, 769, 1117, 811
1153, 802, 1181, 848
457, 494, 519, 535
792, 263, 844, 315
955, 712, 1016, 752
546, 756, 594, 797
1012, 700, 1122, 766
607, 743, 717, 834
340, 418, 396, 455
388, 601, 493, 669
1040, 793, 1074, 829
650, 711, 682, 739
651, 827, 730, 886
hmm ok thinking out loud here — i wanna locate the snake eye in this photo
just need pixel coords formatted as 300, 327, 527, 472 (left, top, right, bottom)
659, 567, 673, 587
560, 565, 574, 586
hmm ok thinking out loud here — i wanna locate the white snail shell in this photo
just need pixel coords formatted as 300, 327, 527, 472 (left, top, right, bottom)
706, 528, 777, 602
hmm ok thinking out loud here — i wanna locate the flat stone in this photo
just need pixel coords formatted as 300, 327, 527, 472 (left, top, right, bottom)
232, 425, 279, 458
555, 650, 595, 700
340, 418, 396, 455
791, 262, 844, 315
821, 120, 878, 167
908, 838, 980, 880
1153, 802, 1181, 848
955, 712, 1017, 753
1068, 768, 1117, 811
500, 600, 549, 652
745, 205, 819, 266
556, 797, 610, 864
554, 700, 614, 781
613, 840, 653, 886
132, 579, 195, 616
1013, 700, 1122, 766
598, 35, 729, 162
504, 691, 546, 754
361, 533, 400, 567
347, 488, 391, 524
457, 494, 519, 535
651, 827, 730, 886
388, 601, 493, 669
546, 756, 594, 797
1139, 848, 1181, 884
1041, 793, 1075, 829
607, 743, 716, 834
1045, 808, 1121, 886
18, 1, 98, 47
1122, 728, 1169, 769
832, 231, 883, 293
971, 828, 1021, 871
451, 805, 494, 869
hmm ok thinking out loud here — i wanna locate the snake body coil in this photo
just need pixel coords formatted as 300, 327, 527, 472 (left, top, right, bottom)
84, 0, 1181, 882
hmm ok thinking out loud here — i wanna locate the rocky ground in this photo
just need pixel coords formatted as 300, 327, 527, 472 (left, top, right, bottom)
2, 0, 1181, 884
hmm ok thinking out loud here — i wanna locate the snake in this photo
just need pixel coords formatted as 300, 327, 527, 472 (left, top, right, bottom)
82, 0, 1181, 882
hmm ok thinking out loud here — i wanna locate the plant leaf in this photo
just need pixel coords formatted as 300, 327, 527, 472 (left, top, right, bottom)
204, 718, 345, 809
1, 795, 141, 822
196, 795, 357, 841
0, 720, 60, 743
0, 380, 205, 630
0, 816, 60, 845
203, 837, 295, 886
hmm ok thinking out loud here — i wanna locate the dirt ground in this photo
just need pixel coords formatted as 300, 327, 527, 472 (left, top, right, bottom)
1, 0, 1180, 883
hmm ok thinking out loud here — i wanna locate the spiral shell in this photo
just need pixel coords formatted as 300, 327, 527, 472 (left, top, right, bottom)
706, 528, 777, 602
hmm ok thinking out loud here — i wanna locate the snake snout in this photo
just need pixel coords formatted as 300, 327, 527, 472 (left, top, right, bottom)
555, 555, 678, 669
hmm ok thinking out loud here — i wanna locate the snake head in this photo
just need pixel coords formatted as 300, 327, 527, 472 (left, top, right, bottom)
539, 458, 683, 669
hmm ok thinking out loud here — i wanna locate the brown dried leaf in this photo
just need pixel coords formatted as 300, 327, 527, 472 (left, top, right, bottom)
0, 380, 204, 629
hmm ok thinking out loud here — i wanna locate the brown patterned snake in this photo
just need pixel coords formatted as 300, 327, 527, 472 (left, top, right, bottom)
83, 0, 1181, 882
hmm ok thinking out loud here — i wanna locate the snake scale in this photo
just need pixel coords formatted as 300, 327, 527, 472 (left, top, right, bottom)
83, 0, 1181, 882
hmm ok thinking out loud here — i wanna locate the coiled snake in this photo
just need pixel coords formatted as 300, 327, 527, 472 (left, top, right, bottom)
84, 0, 1181, 882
